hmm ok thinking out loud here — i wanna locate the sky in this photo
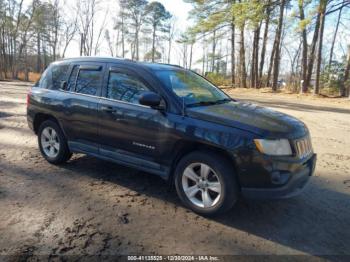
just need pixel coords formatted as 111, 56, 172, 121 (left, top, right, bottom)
43, 0, 350, 74
64, 0, 195, 64
158, 0, 193, 29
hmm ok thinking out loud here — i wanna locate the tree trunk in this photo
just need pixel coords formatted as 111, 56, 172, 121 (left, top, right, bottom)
121, 16, 125, 58
341, 46, 350, 97
314, 1, 326, 95
189, 43, 193, 69
80, 33, 84, 56
152, 24, 156, 62
183, 43, 187, 68
36, 32, 41, 73
239, 25, 247, 88
259, 2, 271, 87
251, 23, 260, 88
53, 27, 58, 61
272, 0, 286, 92
231, 21, 235, 87
328, 4, 343, 68
168, 36, 172, 64
250, 29, 257, 88
266, 33, 277, 87
202, 34, 206, 74
305, 12, 321, 88
43, 44, 47, 69
299, 0, 308, 93
135, 26, 139, 61
211, 29, 217, 72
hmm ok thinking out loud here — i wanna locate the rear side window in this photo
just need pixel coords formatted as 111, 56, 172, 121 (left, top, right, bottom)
75, 69, 102, 96
107, 72, 149, 104
38, 68, 51, 89
52, 64, 69, 90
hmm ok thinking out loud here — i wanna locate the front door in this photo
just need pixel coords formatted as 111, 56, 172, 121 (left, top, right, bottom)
97, 66, 171, 176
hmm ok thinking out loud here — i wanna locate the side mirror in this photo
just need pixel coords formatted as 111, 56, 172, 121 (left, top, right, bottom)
139, 91, 163, 109
60, 81, 68, 90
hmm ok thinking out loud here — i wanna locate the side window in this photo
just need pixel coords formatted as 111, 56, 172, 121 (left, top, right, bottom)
75, 69, 102, 96
107, 72, 149, 104
52, 64, 69, 90
38, 67, 51, 89
67, 66, 79, 92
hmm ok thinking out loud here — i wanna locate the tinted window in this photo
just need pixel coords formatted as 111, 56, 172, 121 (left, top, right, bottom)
75, 69, 102, 96
107, 72, 149, 104
67, 66, 79, 92
155, 70, 229, 106
52, 64, 69, 90
38, 67, 51, 89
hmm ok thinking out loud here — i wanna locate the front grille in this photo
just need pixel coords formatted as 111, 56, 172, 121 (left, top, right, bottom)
294, 136, 313, 159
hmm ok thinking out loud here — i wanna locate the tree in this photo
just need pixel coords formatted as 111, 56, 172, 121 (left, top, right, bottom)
49, 0, 60, 60
305, 11, 320, 89
185, 0, 235, 84
144, 49, 161, 62
119, 0, 147, 60
115, 6, 128, 58
341, 46, 350, 97
314, 0, 327, 95
60, 14, 78, 58
259, 0, 272, 88
250, 22, 261, 88
145, 1, 171, 63
298, 0, 308, 93
76, 0, 99, 56
272, 0, 286, 92
177, 31, 196, 69
165, 17, 176, 64
238, 24, 247, 88
328, 1, 344, 68
230, 1, 236, 87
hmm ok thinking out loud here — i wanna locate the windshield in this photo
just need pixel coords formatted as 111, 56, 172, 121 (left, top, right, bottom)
155, 69, 231, 107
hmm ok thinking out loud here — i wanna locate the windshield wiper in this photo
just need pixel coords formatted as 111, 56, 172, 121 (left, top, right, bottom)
186, 98, 231, 108
214, 98, 231, 104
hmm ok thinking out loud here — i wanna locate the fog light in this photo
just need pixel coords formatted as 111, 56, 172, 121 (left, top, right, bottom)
271, 171, 290, 185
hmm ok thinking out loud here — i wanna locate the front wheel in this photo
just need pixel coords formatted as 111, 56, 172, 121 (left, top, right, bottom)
174, 151, 238, 216
38, 120, 72, 164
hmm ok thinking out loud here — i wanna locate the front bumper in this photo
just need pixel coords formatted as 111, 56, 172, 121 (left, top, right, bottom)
241, 153, 316, 199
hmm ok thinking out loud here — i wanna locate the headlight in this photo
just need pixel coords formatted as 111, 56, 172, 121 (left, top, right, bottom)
254, 139, 292, 156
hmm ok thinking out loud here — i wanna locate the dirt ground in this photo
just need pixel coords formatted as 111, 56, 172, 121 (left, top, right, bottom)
0, 81, 350, 258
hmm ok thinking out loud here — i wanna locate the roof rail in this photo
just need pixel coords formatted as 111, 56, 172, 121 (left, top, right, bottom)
156, 62, 183, 68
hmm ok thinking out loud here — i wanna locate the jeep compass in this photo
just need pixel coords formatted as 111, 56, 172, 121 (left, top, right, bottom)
27, 57, 316, 215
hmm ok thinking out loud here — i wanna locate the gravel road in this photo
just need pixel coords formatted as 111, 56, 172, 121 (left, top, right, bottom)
0, 81, 349, 259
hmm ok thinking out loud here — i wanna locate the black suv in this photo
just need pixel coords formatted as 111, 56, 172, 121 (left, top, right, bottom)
27, 57, 316, 215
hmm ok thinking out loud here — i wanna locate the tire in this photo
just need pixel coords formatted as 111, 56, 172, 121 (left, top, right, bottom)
174, 151, 238, 216
38, 120, 72, 164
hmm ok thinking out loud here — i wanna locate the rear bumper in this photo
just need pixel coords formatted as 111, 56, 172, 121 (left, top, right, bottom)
241, 153, 316, 199
27, 112, 34, 132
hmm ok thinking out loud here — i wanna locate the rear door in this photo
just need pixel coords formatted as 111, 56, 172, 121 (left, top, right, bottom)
97, 64, 171, 176
56, 62, 106, 153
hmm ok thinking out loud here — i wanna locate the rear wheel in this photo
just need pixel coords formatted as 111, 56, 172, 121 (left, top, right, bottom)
174, 151, 238, 216
38, 120, 72, 164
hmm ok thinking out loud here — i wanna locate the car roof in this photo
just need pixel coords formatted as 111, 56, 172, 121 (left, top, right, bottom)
54, 56, 183, 72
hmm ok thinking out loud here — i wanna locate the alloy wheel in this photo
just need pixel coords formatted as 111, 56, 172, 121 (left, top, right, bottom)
41, 127, 60, 158
181, 162, 222, 208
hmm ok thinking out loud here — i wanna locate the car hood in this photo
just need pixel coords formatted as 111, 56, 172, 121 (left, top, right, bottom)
186, 101, 308, 139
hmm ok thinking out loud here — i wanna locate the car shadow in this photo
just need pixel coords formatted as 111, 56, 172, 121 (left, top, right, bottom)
60, 155, 350, 257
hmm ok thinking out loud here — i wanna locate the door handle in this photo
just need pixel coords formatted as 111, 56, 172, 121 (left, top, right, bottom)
101, 106, 116, 113
101, 106, 125, 121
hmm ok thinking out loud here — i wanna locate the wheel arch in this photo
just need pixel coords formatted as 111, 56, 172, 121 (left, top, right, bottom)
168, 140, 239, 186
33, 113, 61, 134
